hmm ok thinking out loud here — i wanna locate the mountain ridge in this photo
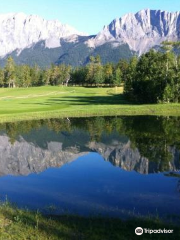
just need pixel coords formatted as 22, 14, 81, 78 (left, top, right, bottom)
0, 12, 86, 57
0, 134, 179, 177
87, 9, 180, 54
0, 9, 180, 67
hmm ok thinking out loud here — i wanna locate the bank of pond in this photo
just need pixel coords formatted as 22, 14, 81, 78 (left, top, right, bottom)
0, 115, 180, 239
0, 203, 180, 240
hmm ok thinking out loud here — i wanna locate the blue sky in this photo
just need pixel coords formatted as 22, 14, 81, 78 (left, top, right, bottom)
0, 0, 180, 34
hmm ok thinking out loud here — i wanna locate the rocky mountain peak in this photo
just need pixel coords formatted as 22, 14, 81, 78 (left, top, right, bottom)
0, 9, 180, 66
87, 9, 180, 54
0, 13, 85, 57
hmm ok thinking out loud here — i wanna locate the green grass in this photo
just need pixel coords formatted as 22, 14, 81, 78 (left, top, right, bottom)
0, 86, 180, 122
0, 203, 179, 240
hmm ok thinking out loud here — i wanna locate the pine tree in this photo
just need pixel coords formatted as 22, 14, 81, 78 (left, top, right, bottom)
4, 57, 16, 88
94, 65, 104, 86
0, 68, 4, 87
22, 65, 31, 87
113, 68, 122, 87
104, 63, 113, 84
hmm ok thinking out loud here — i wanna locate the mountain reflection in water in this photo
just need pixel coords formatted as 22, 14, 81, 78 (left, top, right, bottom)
0, 116, 180, 219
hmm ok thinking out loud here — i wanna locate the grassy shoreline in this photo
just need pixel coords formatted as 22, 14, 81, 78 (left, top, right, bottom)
0, 86, 180, 123
0, 204, 180, 240
1, 104, 180, 123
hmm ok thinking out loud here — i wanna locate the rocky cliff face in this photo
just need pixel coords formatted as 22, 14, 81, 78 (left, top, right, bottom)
89, 141, 180, 174
87, 9, 180, 54
0, 13, 85, 57
0, 134, 179, 177
0, 9, 180, 65
0, 135, 86, 176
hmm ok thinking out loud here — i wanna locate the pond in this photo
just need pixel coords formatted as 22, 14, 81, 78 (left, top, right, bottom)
0, 116, 180, 220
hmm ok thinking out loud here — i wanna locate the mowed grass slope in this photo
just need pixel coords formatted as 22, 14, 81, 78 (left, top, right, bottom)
0, 86, 125, 115
0, 86, 180, 122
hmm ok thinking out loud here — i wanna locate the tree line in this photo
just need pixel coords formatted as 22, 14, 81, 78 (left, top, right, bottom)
0, 55, 125, 88
0, 57, 72, 88
70, 55, 125, 86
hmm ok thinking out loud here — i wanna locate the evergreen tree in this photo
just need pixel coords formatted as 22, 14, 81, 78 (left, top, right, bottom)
86, 55, 103, 85
4, 57, 16, 88
0, 68, 4, 87
104, 63, 113, 84
124, 56, 138, 99
116, 59, 129, 82
94, 65, 104, 86
113, 68, 122, 86
30, 65, 41, 86
22, 65, 31, 87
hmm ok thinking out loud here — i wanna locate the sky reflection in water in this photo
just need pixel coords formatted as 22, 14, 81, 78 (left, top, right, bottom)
0, 116, 179, 219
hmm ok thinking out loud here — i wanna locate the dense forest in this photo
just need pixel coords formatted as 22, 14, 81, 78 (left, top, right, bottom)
0, 55, 124, 88
1, 41, 180, 104
124, 42, 180, 103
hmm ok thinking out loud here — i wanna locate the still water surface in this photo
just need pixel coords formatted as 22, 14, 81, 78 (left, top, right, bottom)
0, 116, 180, 219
